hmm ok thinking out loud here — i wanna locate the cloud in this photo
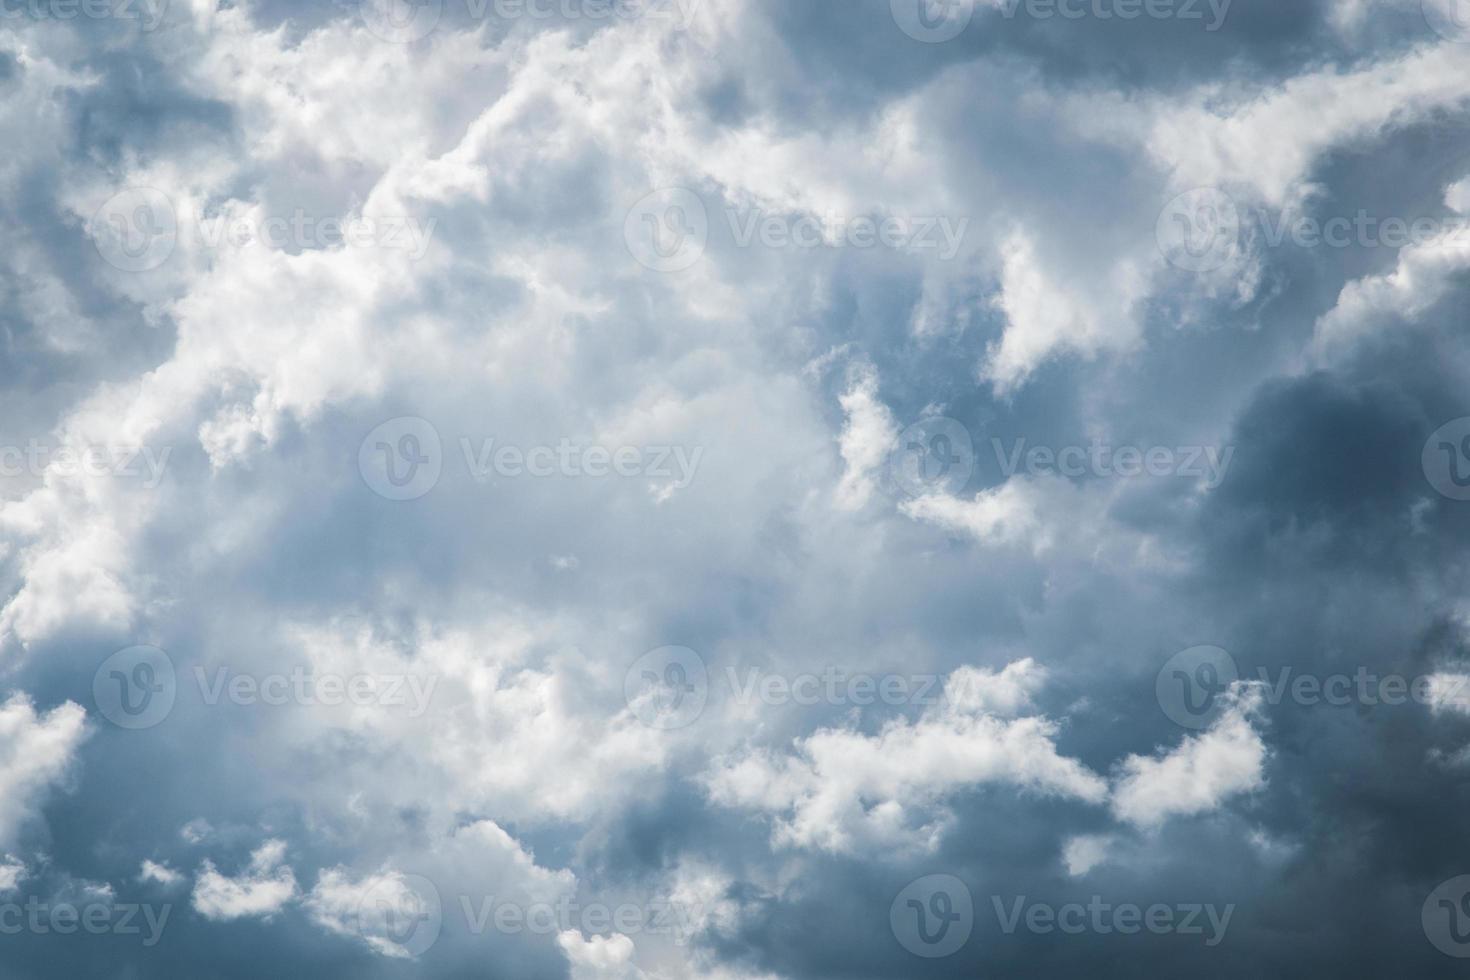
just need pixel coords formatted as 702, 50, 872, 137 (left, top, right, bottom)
191, 839, 299, 922
0, 695, 87, 849
138, 859, 185, 889
1111, 684, 1269, 829
705, 660, 1107, 853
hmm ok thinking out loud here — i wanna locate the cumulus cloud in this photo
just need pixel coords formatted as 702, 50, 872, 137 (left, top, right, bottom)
705, 660, 1107, 853
0, 695, 87, 849
0, 0, 1465, 975
191, 839, 299, 922
1112, 685, 1269, 829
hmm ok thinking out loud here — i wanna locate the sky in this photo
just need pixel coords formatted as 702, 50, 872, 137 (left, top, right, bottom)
2, 0, 1470, 976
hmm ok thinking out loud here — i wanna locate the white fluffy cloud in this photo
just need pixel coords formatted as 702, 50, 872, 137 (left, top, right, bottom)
705, 660, 1108, 853
0, 695, 87, 849
1111, 685, 1269, 829
191, 839, 299, 921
